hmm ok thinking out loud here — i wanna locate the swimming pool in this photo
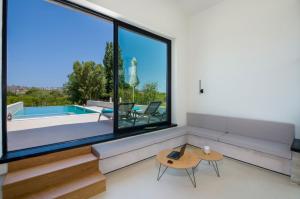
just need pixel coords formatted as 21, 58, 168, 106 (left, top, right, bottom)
13, 105, 98, 119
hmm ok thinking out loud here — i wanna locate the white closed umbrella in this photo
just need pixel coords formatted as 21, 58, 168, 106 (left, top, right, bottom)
129, 57, 139, 102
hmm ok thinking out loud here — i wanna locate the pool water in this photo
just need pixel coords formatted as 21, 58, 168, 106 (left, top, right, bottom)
13, 105, 98, 119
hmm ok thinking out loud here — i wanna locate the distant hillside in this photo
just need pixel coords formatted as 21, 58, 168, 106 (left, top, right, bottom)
8, 85, 63, 95
7, 86, 70, 107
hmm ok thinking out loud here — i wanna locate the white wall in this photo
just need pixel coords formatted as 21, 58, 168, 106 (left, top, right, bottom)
187, 0, 300, 138
81, 0, 189, 126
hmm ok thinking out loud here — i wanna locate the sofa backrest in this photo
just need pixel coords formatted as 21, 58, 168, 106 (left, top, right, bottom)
187, 113, 295, 145
226, 117, 294, 145
187, 113, 227, 132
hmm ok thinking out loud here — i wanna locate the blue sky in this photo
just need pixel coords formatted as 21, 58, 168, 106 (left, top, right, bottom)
119, 29, 167, 92
8, 0, 167, 92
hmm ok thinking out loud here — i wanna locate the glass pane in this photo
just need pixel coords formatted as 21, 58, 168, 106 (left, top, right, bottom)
7, 0, 113, 151
118, 27, 168, 129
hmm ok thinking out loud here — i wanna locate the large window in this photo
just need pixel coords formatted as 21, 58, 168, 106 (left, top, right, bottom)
1, 0, 171, 158
117, 27, 170, 130
6, 0, 114, 151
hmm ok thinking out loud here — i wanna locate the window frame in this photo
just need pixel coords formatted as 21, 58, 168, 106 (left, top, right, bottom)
114, 21, 172, 133
0, 0, 172, 162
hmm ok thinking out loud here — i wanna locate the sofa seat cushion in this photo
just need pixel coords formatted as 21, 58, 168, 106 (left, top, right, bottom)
219, 133, 291, 159
186, 127, 226, 141
93, 126, 187, 159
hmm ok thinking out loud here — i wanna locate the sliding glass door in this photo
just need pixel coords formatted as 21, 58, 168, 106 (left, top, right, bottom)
116, 25, 171, 130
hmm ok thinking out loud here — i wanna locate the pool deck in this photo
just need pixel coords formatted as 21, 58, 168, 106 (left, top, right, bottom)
7, 106, 113, 151
8, 106, 105, 131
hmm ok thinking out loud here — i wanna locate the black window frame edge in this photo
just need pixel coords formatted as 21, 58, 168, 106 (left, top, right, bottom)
115, 20, 172, 133
0, 0, 173, 163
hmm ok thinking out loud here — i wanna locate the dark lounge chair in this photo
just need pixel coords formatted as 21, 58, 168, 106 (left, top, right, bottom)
98, 102, 135, 123
133, 101, 162, 126
98, 108, 113, 122
118, 102, 135, 121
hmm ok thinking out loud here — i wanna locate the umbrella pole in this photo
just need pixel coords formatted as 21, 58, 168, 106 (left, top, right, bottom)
132, 86, 135, 102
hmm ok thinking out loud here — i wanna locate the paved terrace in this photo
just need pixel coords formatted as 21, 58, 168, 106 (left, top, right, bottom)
7, 106, 113, 151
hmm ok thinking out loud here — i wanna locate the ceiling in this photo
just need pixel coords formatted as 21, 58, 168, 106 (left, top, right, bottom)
174, 0, 224, 15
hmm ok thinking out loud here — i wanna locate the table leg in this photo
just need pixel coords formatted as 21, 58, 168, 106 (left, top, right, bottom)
185, 168, 197, 188
210, 161, 220, 177
195, 160, 201, 169
157, 163, 168, 181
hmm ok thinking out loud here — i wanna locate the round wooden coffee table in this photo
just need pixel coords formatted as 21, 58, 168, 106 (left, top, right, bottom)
156, 149, 200, 187
194, 149, 223, 177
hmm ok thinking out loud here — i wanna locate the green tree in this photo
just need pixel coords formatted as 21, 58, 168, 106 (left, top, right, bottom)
25, 88, 42, 95
64, 61, 106, 104
103, 42, 125, 95
7, 91, 16, 96
7, 88, 70, 107
49, 90, 64, 97
143, 82, 158, 104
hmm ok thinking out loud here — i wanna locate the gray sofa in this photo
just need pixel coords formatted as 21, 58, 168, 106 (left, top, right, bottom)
92, 113, 295, 175
186, 113, 294, 175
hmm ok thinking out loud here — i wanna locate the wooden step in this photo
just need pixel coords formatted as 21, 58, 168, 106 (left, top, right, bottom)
22, 172, 106, 199
3, 154, 99, 199
8, 146, 92, 172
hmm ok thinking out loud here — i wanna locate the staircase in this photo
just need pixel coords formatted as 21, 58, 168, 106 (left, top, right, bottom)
3, 146, 106, 199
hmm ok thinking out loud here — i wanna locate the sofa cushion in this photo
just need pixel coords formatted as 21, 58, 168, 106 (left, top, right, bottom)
186, 126, 226, 141
93, 126, 187, 159
227, 117, 295, 145
187, 113, 227, 132
219, 133, 291, 159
